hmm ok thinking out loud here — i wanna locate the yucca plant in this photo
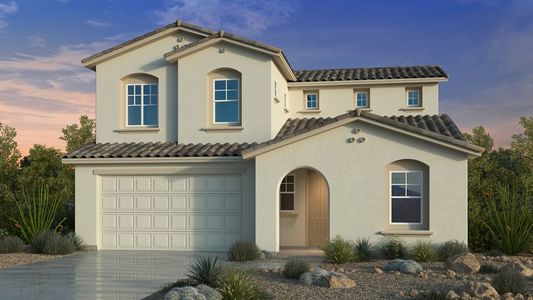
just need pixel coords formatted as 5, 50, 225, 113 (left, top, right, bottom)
354, 237, 375, 261
482, 186, 533, 255
411, 240, 436, 262
187, 256, 225, 287
218, 270, 258, 300
9, 183, 66, 242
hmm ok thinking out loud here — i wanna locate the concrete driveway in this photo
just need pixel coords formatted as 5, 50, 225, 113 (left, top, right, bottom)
0, 251, 219, 300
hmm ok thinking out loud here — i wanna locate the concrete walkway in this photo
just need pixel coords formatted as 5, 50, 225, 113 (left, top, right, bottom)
0, 251, 219, 300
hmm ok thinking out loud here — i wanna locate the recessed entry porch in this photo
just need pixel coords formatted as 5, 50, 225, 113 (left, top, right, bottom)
279, 168, 329, 249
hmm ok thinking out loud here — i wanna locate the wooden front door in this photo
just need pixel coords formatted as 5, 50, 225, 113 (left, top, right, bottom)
307, 171, 328, 247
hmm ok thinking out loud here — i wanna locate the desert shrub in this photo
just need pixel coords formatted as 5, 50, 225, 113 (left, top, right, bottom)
227, 240, 261, 262
9, 183, 66, 242
64, 232, 85, 251
42, 234, 75, 255
186, 256, 225, 287
322, 236, 356, 264
437, 240, 467, 261
0, 235, 25, 253
382, 238, 407, 259
492, 270, 526, 294
283, 259, 310, 279
354, 237, 375, 261
482, 186, 533, 255
218, 270, 259, 300
479, 263, 499, 274
31, 230, 57, 253
411, 240, 436, 262
418, 290, 448, 300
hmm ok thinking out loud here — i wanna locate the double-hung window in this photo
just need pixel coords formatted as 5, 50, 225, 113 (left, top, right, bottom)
355, 91, 369, 108
305, 92, 318, 110
280, 175, 295, 211
214, 79, 240, 124
127, 84, 158, 126
390, 171, 423, 224
407, 89, 421, 107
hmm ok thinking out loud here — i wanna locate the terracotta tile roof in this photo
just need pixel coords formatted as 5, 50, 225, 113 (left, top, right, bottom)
63, 142, 256, 159
292, 66, 447, 82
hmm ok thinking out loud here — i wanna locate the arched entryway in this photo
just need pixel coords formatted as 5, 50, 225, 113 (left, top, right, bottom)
279, 168, 329, 249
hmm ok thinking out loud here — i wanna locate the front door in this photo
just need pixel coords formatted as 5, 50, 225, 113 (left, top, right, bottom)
307, 171, 328, 247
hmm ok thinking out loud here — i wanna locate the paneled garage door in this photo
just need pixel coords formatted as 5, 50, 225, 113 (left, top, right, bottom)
98, 175, 242, 251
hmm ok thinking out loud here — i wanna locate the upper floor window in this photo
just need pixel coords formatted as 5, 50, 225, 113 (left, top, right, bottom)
280, 175, 295, 211
406, 88, 422, 107
213, 78, 240, 124
390, 170, 423, 224
127, 83, 158, 126
305, 92, 319, 110
355, 90, 369, 108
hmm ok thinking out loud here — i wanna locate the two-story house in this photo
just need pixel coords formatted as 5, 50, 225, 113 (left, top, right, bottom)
63, 20, 483, 252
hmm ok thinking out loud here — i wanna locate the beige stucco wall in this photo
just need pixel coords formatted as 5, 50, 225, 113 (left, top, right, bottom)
279, 169, 308, 247
254, 120, 468, 252
288, 83, 439, 118
74, 160, 256, 249
176, 42, 274, 143
95, 31, 201, 143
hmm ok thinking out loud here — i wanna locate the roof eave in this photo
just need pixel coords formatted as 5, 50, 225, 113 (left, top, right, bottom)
288, 77, 448, 87
62, 156, 243, 165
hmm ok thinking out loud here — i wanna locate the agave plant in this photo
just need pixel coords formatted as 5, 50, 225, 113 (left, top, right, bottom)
186, 256, 225, 287
9, 183, 66, 242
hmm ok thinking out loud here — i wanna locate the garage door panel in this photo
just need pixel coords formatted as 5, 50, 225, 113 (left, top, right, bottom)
99, 174, 242, 251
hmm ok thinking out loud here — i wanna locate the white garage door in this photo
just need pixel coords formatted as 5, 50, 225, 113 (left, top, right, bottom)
98, 175, 242, 251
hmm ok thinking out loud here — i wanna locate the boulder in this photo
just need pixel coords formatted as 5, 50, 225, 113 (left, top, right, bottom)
458, 281, 499, 299
500, 262, 533, 277
383, 259, 423, 274
324, 272, 356, 288
446, 253, 480, 274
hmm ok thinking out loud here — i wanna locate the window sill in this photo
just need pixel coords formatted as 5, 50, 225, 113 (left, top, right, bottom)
280, 211, 298, 217
355, 107, 372, 112
114, 127, 160, 133
401, 107, 425, 111
200, 126, 244, 132
379, 230, 433, 236
298, 110, 321, 114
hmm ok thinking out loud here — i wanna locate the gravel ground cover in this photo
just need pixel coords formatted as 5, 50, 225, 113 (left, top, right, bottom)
0, 252, 79, 270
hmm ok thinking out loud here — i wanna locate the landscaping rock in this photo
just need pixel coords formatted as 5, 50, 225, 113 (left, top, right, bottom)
447, 290, 460, 299
446, 253, 480, 274
382, 259, 423, 274
374, 267, 383, 274
458, 281, 499, 299
196, 285, 222, 300
500, 262, 533, 277
324, 272, 356, 288
299, 272, 313, 286
446, 269, 457, 278
165, 286, 219, 300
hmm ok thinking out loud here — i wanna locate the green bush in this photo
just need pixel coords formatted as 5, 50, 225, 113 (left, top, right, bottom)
65, 232, 85, 251
42, 234, 75, 255
9, 183, 66, 242
283, 259, 310, 279
492, 270, 526, 294
227, 240, 261, 262
437, 240, 467, 261
411, 240, 436, 262
218, 270, 259, 300
31, 230, 57, 253
354, 237, 375, 261
186, 256, 225, 287
382, 238, 407, 259
322, 236, 356, 264
0, 235, 25, 253
482, 186, 533, 255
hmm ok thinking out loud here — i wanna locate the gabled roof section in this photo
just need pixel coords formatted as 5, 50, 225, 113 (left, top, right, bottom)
81, 20, 216, 70
163, 30, 296, 81
242, 109, 484, 158
292, 65, 447, 82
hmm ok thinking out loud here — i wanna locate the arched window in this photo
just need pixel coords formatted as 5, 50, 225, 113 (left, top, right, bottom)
122, 74, 159, 127
385, 160, 429, 230
208, 68, 242, 125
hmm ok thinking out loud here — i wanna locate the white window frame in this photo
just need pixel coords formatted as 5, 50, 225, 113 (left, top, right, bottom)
406, 88, 422, 107
305, 92, 319, 110
355, 91, 369, 108
389, 170, 423, 225
213, 78, 240, 125
125, 83, 158, 127
280, 175, 295, 212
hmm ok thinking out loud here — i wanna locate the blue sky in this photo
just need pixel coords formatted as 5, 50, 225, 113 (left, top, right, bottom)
0, 0, 532, 153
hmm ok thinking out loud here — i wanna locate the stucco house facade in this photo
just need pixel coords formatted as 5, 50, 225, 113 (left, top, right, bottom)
63, 20, 483, 252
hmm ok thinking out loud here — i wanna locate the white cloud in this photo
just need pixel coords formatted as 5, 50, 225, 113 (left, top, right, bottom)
0, 1, 17, 28
85, 19, 109, 27
154, 0, 299, 35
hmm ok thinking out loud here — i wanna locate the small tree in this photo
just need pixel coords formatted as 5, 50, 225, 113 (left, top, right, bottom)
60, 115, 95, 153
